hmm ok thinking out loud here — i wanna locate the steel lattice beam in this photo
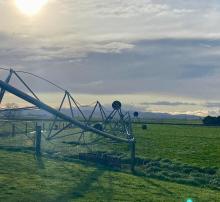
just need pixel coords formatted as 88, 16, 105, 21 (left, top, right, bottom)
0, 80, 134, 143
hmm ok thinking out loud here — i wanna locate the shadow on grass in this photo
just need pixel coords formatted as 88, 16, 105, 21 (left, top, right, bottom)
0, 145, 34, 153
0, 146, 114, 201
1, 145, 219, 192
35, 155, 45, 169
53, 168, 107, 201
134, 157, 220, 190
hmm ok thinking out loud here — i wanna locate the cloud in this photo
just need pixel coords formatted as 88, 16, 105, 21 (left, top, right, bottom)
170, 110, 208, 117
58, 0, 169, 17
0, 32, 135, 63
179, 65, 218, 79
2, 37, 220, 100
140, 101, 198, 106
2, 0, 220, 116
205, 102, 220, 108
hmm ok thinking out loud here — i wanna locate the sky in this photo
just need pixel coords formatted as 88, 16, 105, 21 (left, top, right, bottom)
1, 0, 220, 116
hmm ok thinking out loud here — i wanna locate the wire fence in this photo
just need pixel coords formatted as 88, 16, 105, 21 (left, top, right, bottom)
0, 119, 132, 169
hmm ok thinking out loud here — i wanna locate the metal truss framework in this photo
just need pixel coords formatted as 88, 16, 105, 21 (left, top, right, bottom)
0, 68, 136, 170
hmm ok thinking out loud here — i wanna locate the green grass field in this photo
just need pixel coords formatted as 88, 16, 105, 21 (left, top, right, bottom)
1, 150, 220, 202
1, 122, 220, 201
135, 124, 220, 168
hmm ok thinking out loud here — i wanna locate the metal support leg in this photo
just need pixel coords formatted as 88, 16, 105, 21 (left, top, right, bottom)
35, 126, 42, 156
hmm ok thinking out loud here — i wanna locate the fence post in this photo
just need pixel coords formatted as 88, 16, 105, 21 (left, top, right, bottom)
43, 122, 45, 131
12, 124, 15, 137
25, 122, 28, 136
35, 125, 42, 156
131, 141, 136, 173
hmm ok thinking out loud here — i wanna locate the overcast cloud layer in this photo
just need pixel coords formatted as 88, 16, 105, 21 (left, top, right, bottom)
1, 0, 220, 115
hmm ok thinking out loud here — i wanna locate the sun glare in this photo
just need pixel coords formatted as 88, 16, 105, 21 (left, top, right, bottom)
15, 0, 48, 16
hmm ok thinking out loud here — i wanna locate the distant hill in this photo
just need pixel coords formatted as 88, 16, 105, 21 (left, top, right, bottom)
138, 112, 201, 120
3, 107, 201, 120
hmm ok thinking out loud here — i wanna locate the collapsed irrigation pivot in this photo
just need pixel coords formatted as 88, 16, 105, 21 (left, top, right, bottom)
0, 68, 136, 170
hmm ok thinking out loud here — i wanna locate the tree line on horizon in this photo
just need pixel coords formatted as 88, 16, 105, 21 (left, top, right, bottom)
203, 116, 220, 125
